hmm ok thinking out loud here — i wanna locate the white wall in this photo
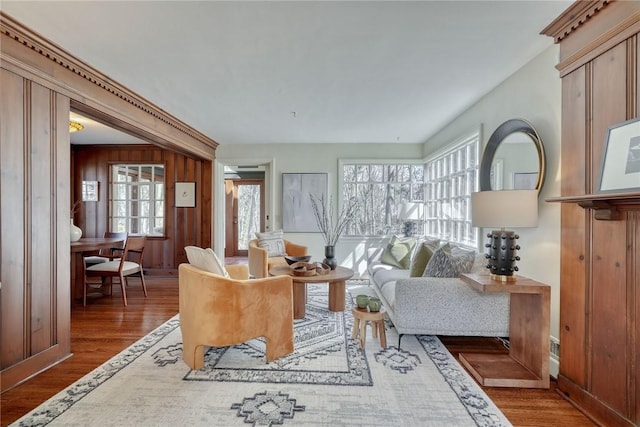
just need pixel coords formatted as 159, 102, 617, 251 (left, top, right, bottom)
423, 44, 562, 364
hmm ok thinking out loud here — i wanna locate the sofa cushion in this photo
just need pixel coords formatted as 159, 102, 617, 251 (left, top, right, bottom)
380, 236, 416, 269
470, 251, 488, 275
372, 268, 410, 288
423, 243, 475, 278
409, 239, 440, 277
185, 246, 230, 278
255, 230, 287, 257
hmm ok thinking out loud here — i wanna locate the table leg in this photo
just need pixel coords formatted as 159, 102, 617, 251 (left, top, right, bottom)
372, 321, 378, 338
351, 318, 360, 339
359, 318, 367, 348
377, 321, 387, 348
292, 281, 306, 319
328, 280, 346, 311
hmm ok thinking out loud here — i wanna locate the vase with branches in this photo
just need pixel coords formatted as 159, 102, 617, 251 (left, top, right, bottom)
310, 194, 358, 269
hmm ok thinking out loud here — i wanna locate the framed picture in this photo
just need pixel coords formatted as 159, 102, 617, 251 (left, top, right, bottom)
513, 172, 538, 190
599, 118, 640, 193
82, 180, 99, 201
282, 173, 328, 232
175, 182, 196, 207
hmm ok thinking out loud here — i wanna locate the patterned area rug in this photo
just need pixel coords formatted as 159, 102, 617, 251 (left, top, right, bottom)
13, 281, 512, 427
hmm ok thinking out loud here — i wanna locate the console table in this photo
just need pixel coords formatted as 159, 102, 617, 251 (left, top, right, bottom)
459, 273, 550, 389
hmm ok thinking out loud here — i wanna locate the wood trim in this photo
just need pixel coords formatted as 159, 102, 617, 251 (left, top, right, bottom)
0, 12, 218, 160
541, 1, 609, 44
557, 375, 636, 427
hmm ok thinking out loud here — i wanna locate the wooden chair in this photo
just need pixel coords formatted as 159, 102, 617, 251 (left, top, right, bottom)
83, 231, 127, 267
84, 236, 148, 306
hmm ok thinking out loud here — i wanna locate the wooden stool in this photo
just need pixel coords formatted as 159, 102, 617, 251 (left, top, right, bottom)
351, 307, 387, 349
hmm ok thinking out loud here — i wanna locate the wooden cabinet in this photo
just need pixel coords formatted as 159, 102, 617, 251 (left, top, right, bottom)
543, 2, 640, 426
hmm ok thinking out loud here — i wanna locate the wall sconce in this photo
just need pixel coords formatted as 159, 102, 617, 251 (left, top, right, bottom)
471, 190, 538, 282
69, 121, 84, 133
398, 201, 424, 237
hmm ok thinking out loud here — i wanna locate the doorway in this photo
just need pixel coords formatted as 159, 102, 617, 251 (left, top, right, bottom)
224, 176, 265, 257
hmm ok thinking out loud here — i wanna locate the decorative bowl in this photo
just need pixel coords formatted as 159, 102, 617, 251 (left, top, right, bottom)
290, 261, 317, 276
285, 255, 312, 265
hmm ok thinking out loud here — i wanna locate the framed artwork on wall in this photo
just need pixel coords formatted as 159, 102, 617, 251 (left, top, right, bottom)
82, 180, 99, 201
599, 117, 640, 193
175, 182, 196, 207
513, 172, 539, 190
282, 173, 327, 232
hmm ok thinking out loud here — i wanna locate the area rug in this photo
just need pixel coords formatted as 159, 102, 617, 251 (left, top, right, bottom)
13, 282, 512, 427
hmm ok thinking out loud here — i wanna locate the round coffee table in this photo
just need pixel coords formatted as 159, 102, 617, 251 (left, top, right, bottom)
269, 265, 354, 319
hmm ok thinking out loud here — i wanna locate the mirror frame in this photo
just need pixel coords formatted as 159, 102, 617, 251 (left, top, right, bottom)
479, 118, 546, 192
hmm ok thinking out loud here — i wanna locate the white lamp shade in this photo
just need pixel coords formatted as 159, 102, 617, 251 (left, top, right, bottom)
399, 201, 423, 220
471, 190, 538, 228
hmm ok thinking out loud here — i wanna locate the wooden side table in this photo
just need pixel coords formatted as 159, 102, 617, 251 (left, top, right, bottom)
459, 273, 550, 388
351, 307, 387, 349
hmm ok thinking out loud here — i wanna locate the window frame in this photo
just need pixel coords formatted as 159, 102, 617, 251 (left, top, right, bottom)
424, 130, 480, 247
108, 162, 166, 238
339, 158, 426, 237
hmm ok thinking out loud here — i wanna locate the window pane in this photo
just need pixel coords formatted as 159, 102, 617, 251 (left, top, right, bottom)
109, 164, 164, 236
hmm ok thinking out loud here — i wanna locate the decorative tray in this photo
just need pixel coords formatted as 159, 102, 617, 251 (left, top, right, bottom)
290, 261, 330, 276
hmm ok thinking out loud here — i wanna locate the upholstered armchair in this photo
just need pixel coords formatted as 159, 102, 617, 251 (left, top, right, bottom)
178, 263, 294, 370
248, 239, 308, 278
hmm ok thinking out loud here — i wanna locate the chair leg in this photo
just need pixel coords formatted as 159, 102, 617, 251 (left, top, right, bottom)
139, 271, 148, 297
118, 273, 128, 306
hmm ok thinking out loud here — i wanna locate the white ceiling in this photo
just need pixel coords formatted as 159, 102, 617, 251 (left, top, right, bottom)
3, 1, 571, 146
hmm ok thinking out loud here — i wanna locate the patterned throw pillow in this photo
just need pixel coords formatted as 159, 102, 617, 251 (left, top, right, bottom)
255, 230, 288, 257
422, 243, 476, 278
380, 236, 416, 269
409, 239, 440, 277
184, 246, 230, 278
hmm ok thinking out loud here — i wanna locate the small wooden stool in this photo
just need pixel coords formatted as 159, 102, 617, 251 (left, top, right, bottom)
351, 307, 387, 349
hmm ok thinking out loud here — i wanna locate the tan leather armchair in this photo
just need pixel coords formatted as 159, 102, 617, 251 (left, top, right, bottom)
248, 239, 308, 278
178, 263, 294, 370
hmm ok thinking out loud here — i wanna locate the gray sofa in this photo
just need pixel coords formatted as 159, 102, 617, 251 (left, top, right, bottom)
366, 241, 510, 345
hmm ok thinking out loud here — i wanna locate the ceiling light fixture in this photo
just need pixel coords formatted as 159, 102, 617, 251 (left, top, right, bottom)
69, 121, 84, 133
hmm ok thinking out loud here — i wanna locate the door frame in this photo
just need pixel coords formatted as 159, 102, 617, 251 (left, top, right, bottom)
225, 178, 265, 257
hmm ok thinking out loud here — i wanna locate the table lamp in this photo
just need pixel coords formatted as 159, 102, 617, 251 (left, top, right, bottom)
398, 201, 423, 237
471, 190, 538, 282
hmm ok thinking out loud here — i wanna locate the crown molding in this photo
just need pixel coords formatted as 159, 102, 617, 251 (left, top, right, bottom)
0, 12, 218, 157
541, 0, 609, 43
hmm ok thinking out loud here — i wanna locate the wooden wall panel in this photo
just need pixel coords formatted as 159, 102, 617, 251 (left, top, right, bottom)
589, 40, 629, 415
29, 82, 54, 355
72, 145, 212, 273
1, 69, 27, 368
559, 66, 588, 386
1, 72, 71, 392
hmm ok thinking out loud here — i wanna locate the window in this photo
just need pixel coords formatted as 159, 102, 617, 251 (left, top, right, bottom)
110, 164, 165, 236
424, 132, 479, 246
341, 161, 425, 236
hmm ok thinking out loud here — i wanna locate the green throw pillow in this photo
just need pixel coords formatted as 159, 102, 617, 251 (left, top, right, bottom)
409, 240, 439, 277
380, 236, 416, 269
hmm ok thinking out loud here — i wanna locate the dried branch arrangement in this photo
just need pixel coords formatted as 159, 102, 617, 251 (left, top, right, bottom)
309, 194, 358, 246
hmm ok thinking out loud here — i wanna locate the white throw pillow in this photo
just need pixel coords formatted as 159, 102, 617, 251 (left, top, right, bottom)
184, 246, 230, 278
255, 230, 287, 257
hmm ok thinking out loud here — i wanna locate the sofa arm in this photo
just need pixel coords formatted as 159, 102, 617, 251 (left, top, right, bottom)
226, 264, 249, 280
248, 239, 268, 278
284, 240, 307, 257
393, 277, 510, 336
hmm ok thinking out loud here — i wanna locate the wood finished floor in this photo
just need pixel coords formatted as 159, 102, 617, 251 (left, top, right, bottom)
1, 274, 596, 427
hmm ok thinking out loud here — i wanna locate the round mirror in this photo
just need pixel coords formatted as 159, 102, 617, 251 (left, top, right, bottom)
479, 119, 546, 192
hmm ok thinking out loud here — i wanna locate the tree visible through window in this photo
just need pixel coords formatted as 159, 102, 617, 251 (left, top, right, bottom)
342, 162, 425, 236
110, 164, 164, 236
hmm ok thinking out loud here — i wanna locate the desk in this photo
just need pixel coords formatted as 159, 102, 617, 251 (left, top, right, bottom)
459, 273, 550, 389
70, 238, 125, 302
